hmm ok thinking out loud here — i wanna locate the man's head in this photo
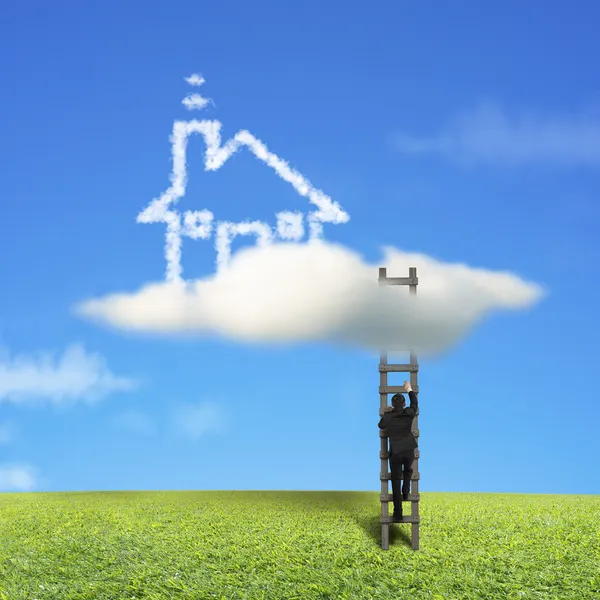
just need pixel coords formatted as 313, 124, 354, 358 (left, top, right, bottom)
391, 393, 406, 409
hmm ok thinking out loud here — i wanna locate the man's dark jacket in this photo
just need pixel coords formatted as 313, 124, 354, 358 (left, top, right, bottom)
378, 391, 419, 454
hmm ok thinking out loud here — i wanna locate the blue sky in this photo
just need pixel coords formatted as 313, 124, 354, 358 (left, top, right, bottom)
1, 0, 599, 495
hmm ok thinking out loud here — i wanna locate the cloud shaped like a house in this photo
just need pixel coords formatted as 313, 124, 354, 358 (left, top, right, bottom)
137, 81, 350, 282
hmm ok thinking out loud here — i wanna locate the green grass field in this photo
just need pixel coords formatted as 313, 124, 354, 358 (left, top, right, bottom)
0, 491, 598, 599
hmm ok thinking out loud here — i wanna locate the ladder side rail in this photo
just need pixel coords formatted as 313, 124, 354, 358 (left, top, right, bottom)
409, 266, 420, 551
378, 268, 390, 550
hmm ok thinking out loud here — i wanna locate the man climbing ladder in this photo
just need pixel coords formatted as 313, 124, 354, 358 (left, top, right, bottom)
378, 381, 418, 521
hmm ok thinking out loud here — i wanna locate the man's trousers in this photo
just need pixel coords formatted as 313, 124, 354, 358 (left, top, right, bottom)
389, 450, 414, 515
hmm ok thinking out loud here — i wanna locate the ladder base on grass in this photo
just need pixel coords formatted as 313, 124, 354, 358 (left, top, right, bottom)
380, 515, 419, 524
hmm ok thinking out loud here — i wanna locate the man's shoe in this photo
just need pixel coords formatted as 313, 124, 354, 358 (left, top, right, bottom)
391, 513, 403, 522
402, 494, 409, 501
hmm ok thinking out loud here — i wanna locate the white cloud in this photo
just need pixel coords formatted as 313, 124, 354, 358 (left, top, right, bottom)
393, 104, 600, 167
182, 94, 212, 111
0, 464, 37, 491
74, 241, 544, 357
172, 401, 225, 441
114, 411, 156, 435
276, 211, 305, 241
214, 220, 274, 270
0, 344, 138, 406
185, 73, 205, 87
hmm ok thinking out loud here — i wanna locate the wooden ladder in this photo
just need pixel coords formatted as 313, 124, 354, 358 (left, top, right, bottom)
378, 266, 420, 551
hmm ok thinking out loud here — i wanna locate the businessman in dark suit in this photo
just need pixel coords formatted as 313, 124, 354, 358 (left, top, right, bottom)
378, 380, 418, 521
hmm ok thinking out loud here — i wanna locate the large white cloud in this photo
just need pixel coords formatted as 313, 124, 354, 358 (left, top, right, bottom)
75, 241, 544, 356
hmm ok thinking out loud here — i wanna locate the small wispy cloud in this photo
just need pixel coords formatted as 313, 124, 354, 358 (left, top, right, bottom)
172, 401, 226, 441
0, 344, 138, 406
185, 73, 205, 86
182, 94, 212, 111
182, 73, 214, 111
0, 464, 37, 491
114, 411, 156, 435
393, 104, 600, 167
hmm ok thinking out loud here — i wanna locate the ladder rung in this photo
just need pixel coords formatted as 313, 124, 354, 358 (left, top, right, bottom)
378, 277, 418, 286
380, 385, 419, 394
380, 515, 419, 524
378, 364, 418, 373
379, 429, 419, 438
380, 450, 420, 459
380, 493, 420, 502
380, 472, 420, 481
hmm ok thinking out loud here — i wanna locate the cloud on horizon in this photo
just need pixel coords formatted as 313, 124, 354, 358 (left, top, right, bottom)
393, 104, 600, 167
0, 344, 138, 406
74, 241, 545, 357
0, 464, 37, 491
